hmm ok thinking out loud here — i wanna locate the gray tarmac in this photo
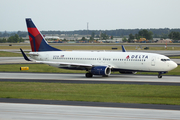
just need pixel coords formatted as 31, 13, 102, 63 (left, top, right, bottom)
1, 72, 180, 119
0, 103, 180, 120
0, 57, 35, 64
1, 72, 180, 83
1, 48, 180, 119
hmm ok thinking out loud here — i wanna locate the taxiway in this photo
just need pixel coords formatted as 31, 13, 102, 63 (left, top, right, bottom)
0, 72, 180, 83
1, 72, 180, 119
0, 103, 180, 120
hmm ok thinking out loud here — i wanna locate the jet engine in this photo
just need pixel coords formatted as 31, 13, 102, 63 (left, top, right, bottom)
91, 66, 111, 76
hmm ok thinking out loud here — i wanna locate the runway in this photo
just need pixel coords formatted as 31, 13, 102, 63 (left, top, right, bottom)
1, 72, 180, 119
0, 72, 180, 84
0, 103, 180, 120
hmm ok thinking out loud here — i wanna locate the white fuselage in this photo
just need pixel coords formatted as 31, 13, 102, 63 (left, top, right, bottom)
29, 51, 177, 72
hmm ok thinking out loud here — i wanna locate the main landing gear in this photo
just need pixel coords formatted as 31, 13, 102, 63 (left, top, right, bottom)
158, 72, 162, 78
85, 73, 109, 78
86, 73, 93, 78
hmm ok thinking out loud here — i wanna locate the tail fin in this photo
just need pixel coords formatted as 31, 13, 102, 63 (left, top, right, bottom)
26, 18, 61, 52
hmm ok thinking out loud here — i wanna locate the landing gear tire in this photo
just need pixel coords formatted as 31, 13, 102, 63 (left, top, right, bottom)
102, 75, 108, 77
86, 73, 93, 78
158, 73, 162, 78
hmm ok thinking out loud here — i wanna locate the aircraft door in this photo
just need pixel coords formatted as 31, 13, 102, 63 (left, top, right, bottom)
151, 56, 155, 66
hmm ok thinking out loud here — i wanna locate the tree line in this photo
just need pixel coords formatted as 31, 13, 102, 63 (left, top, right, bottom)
1, 28, 180, 43
0, 34, 24, 43
1, 28, 180, 38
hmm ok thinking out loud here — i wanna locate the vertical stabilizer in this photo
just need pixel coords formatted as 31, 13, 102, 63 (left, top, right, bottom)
26, 18, 61, 52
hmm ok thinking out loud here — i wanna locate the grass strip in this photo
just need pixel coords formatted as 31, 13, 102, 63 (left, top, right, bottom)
0, 51, 22, 57
170, 56, 180, 59
0, 64, 180, 75
0, 82, 180, 105
0, 64, 86, 73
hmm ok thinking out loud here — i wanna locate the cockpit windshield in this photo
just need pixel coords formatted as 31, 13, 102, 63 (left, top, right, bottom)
161, 59, 170, 61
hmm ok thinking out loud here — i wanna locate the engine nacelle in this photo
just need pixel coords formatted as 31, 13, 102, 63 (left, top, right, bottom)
91, 66, 111, 75
119, 71, 137, 74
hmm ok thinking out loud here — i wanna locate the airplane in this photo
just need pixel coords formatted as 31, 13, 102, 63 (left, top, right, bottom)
20, 18, 178, 78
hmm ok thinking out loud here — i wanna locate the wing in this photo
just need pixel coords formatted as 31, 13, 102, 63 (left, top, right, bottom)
36, 61, 93, 68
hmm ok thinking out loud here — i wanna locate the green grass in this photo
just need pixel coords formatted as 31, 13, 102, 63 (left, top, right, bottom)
0, 51, 22, 57
0, 45, 30, 50
0, 64, 180, 75
0, 64, 86, 73
170, 56, 180, 59
0, 82, 180, 105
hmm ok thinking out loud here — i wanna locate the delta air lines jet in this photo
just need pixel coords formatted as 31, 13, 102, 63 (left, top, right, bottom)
21, 18, 178, 78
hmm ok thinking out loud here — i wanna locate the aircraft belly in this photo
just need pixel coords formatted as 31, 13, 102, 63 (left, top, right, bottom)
116, 62, 149, 71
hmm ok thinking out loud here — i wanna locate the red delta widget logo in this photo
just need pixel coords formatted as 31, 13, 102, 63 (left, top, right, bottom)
126, 55, 148, 59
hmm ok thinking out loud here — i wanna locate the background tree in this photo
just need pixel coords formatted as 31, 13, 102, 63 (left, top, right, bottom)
160, 33, 168, 39
0, 38, 6, 43
122, 37, 127, 42
128, 33, 134, 43
7, 34, 24, 43
100, 33, 109, 40
135, 34, 140, 40
168, 31, 180, 40
91, 32, 95, 39
81, 37, 86, 40
17, 31, 27, 37
138, 29, 153, 40
90, 36, 94, 40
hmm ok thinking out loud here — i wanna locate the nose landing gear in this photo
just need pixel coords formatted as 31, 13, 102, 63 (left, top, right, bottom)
158, 72, 167, 78
158, 72, 162, 78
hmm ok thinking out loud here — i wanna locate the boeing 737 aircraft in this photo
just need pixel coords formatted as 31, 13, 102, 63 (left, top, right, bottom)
21, 18, 178, 78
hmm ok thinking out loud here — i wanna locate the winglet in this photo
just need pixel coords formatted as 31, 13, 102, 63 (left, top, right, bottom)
122, 45, 126, 52
20, 48, 31, 61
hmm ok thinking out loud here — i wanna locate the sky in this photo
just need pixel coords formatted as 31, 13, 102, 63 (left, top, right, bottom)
0, 0, 180, 31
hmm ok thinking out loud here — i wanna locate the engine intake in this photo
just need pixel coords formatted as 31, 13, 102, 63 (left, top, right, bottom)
91, 66, 111, 75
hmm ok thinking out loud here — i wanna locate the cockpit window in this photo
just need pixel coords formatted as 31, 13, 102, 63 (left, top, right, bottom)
161, 59, 170, 61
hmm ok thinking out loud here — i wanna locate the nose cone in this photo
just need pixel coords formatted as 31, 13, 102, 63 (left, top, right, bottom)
170, 61, 178, 70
